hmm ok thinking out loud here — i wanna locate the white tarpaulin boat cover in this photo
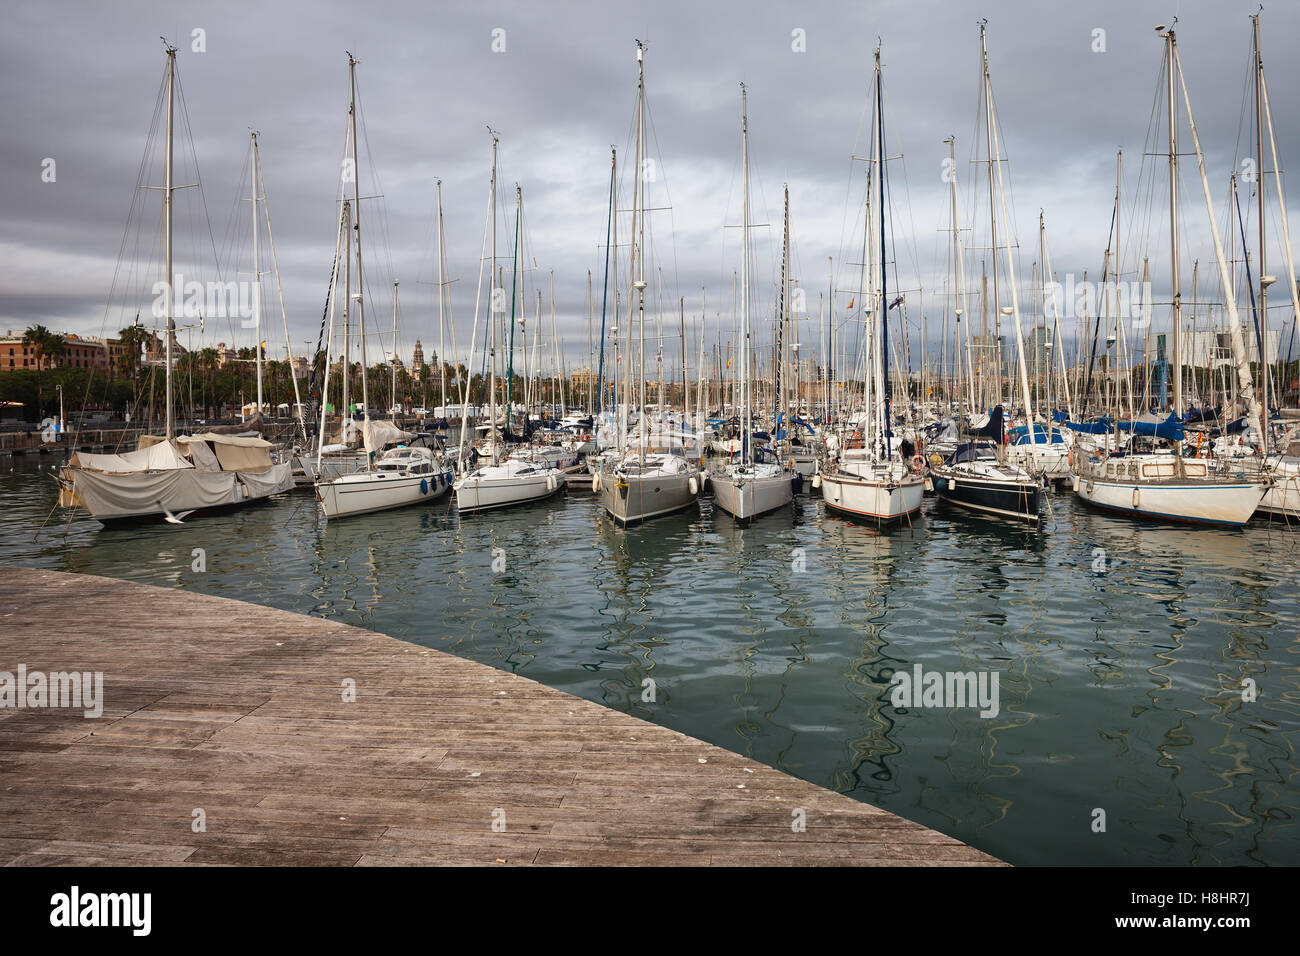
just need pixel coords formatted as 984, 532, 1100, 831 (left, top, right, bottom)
68, 467, 242, 519
69, 440, 193, 474
237, 461, 295, 497
361, 420, 415, 454
63, 432, 289, 520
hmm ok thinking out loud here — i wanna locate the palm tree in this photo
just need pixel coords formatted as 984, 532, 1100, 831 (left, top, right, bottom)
22, 324, 66, 417
115, 324, 150, 409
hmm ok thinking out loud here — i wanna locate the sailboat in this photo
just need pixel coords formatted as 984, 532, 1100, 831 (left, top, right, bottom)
711, 86, 795, 522
817, 48, 923, 524
1235, 12, 1300, 521
595, 42, 701, 526
454, 145, 566, 514
1073, 23, 1267, 526
930, 24, 1043, 526
58, 44, 294, 524
315, 54, 451, 520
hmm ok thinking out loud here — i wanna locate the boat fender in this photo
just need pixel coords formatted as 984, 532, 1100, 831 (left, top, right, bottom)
546, 474, 557, 492
1133, 487, 1140, 509
592, 472, 601, 492
950, 478, 957, 491
689, 475, 699, 495
811, 473, 822, 489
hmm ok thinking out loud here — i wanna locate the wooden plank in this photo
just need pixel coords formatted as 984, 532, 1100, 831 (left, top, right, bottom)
0, 567, 1003, 867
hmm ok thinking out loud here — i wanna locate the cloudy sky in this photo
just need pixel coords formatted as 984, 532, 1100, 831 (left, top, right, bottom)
3, 0, 1296, 380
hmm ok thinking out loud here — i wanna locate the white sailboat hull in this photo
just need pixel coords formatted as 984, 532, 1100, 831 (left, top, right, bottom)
598, 470, 698, 525
1006, 442, 1071, 479
712, 471, 794, 520
821, 472, 924, 522
317, 469, 450, 519
1073, 475, 1265, 526
1253, 456, 1300, 518
454, 471, 564, 513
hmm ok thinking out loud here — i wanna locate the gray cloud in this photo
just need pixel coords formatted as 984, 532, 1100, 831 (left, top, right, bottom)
3, 0, 1296, 383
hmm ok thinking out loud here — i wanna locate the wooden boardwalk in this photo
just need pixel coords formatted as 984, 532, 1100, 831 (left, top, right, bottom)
0, 567, 1002, 866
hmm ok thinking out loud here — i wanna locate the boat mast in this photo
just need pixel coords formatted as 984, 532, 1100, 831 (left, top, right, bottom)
1168, 25, 1263, 439
740, 83, 752, 466
436, 179, 447, 417
1253, 12, 1270, 452
586, 270, 594, 412
391, 280, 399, 419
984, 28, 1036, 445
947, 136, 976, 415
342, 195, 352, 437
633, 41, 648, 464
980, 22, 1002, 415
1163, 29, 1183, 422
163, 43, 176, 440
250, 130, 263, 421
346, 54, 369, 434
876, 47, 891, 461
1257, 18, 1300, 419
315, 199, 346, 469
488, 136, 499, 465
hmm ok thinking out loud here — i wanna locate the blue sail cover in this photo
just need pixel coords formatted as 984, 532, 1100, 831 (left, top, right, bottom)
971, 406, 1005, 441
1208, 416, 1249, 437
1064, 417, 1113, 434
1116, 414, 1184, 442
1051, 409, 1069, 423
1008, 424, 1065, 445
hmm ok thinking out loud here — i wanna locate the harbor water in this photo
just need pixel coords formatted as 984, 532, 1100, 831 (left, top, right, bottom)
3, 453, 1296, 866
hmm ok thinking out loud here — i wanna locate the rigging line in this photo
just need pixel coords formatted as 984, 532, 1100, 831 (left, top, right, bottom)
640, 83, 683, 306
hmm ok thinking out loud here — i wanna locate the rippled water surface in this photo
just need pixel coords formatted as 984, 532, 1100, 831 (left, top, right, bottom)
3, 453, 1297, 865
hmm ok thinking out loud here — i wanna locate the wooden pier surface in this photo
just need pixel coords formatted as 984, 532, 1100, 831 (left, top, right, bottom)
0, 567, 1002, 866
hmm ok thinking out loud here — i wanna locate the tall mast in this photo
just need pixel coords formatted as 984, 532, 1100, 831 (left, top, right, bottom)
586, 270, 593, 411
984, 27, 1036, 444
391, 280, 399, 419
163, 44, 176, 439
597, 148, 616, 422
946, 136, 975, 415
740, 83, 752, 466
633, 41, 648, 463
250, 131, 263, 421
980, 22, 1002, 408
1257, 19, 1300, 421
1169, 26, 1262, 439
1164, 29, 1182, 419
346, 53, 369, 429
488, 136, 499, 465
680, 297, 688, 434
1253, 12, 1270, 452
876, 47, 891, 459
435, 179, 447, 415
